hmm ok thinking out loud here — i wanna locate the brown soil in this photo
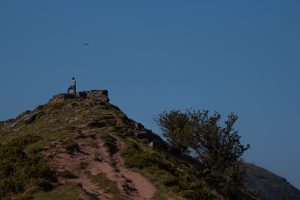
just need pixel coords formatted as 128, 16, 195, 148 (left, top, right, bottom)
44, 133, 156, 200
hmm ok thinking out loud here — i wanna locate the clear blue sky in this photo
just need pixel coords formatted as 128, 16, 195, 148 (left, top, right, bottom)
0, 0, 299, 189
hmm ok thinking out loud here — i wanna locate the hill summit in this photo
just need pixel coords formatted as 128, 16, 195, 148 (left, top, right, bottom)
0, 90, 299, 200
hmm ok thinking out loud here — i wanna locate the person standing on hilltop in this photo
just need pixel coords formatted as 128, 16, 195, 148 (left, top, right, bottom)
67, 77, 77, 97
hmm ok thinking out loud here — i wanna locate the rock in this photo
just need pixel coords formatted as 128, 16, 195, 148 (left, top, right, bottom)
86, 90, 109, 102
23, 115, 36, 124
77, 91, 88, 98
22, 112, 41, 124
2, 112, 39, 127
16, 110, 31, 120
53, 93, 76, 100
50, 93, 75, 103
49, 90, 110, 103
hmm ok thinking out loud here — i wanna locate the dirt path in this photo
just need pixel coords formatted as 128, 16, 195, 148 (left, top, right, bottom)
48, 149, 110, 200
45, 134, 156, 200
112, 138, 157, 200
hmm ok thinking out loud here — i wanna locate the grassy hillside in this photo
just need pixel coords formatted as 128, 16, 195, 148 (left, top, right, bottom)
0, 91, 299, 200
0, 95, 201, 199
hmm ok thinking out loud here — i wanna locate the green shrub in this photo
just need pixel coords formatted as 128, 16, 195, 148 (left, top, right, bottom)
156, 110, 254, 199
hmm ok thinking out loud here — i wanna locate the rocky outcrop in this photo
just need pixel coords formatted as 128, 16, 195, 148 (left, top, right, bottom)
50, 90, 110, 104
86, 90, 109, 102
0, 111, 41, 129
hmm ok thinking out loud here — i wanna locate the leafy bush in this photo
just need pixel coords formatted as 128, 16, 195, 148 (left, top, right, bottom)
156, 110, 256, 199
155, 111, 193, 154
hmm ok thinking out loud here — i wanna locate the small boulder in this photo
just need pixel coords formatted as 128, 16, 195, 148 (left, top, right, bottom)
22, 112, 41, 124
23, 115, 36, 124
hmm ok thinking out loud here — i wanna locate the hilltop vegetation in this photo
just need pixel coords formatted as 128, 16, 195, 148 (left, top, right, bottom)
0, 91, 299, 200
155, 110, 253, 199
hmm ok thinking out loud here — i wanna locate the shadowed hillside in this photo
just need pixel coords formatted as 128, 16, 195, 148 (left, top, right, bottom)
0, 90, 299, 200
244, 164, 300, 200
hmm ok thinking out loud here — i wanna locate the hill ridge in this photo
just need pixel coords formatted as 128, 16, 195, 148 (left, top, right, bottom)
0, 90, 300, 200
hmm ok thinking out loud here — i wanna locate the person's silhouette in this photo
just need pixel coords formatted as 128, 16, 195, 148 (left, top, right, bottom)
67, 77, 77, 96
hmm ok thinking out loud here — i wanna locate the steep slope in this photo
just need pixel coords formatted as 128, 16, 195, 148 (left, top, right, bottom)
245, 164, 300, 200
0, 90, 189, 200
0, 90, 300, 200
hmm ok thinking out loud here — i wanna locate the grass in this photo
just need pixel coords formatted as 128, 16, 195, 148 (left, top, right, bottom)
153, 192, 176, 200
121, 139, 209, 200
0, 95, 224, 200
32, 183, 89, 200
24, 140, 48, 154
0, 135, 57, 199
0, 97, 128, 199
57, 170, 78, 179
85, 171, 126, 200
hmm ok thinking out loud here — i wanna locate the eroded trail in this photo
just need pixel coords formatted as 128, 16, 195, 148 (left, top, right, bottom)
112, 139, 157, 200
45, 133, 156, 200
